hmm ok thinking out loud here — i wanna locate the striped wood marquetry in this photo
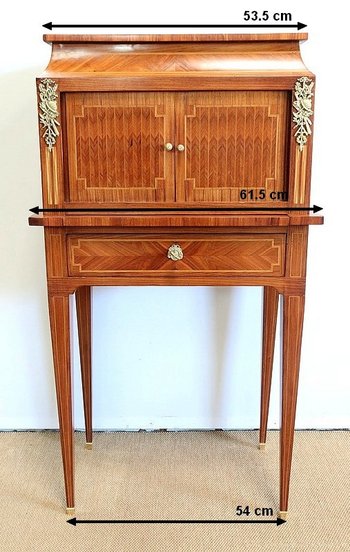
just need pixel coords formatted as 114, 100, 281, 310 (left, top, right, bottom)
44, 34, 310, 77
260, 286, 279, 447
64, 92, 174, 204
30, 214, 323, 228
75, 287, 92, 446
177, 91, 290, 204
68, 234, 285, 276
64, 91, 290, 207
47, 294, 74, 510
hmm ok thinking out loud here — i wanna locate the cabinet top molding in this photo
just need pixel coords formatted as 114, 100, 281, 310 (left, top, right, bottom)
44, 33, 308, 44
42, 33, 312, 78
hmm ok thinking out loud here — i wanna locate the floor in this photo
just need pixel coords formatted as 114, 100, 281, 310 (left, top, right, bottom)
0, 430, 349, 551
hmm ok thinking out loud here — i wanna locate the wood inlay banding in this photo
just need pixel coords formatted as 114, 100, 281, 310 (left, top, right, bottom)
45, 147, 59, 205
177, 91, 289, 204
293, 146, 308, 204
68, 234, 285, 276
65, 92, 174, 204
64, 90, 289, 207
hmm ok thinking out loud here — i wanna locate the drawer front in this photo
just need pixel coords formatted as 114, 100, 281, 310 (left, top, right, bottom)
68, 234, 285, 277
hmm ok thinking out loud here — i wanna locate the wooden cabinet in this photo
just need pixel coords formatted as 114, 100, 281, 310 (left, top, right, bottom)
63, 90, 289, 207
29, 33, 323, 519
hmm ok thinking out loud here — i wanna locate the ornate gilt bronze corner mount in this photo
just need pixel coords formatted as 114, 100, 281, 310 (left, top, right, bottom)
38, 78, 60, 152
293, 77, 314, 152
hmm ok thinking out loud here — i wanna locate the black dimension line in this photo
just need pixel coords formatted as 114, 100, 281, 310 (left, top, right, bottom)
30, 205, 322, 215
67, 517, 286, 526
43, 22, 307, 30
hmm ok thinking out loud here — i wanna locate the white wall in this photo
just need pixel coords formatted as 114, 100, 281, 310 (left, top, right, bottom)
0, 0, 349, 430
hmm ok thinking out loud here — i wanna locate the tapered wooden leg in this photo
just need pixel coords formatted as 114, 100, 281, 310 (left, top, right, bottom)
48, 293, 74, 512
75, 286, 92, 447
259, 286, 279, 448
279, 294, 305, 519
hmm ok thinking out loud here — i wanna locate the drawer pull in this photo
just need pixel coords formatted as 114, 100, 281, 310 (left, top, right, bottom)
167, 244, 184, 261
177, 144, 185, 152
164, 142, 174, 151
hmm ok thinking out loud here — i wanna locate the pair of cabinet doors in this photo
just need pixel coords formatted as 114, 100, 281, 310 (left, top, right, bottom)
64, 90, 290, 207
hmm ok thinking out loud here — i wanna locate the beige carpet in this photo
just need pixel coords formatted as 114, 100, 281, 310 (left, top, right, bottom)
0, 431, 349, 551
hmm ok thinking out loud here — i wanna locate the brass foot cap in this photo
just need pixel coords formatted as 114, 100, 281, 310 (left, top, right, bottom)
85, 442, 93, 450
66, 507, 75, 515
259, 443, 266, 450
278, 511, 287, 520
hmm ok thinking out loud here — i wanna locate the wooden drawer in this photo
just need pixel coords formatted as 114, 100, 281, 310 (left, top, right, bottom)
67, 234, 285, 277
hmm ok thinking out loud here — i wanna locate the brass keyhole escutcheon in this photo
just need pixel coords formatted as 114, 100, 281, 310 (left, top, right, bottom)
167, 244, 184, 261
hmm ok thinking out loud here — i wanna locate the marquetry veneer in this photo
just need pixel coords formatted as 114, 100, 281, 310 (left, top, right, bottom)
29, 33, 323, 519
67, 233, 286, 276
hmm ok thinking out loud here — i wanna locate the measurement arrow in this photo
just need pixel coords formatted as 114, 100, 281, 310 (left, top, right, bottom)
29, 205, 322, 215
43, 22, 307, 30
67, 517, 286, 526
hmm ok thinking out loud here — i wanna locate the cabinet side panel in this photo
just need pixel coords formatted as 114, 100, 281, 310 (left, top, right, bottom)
37, 78, 64, 208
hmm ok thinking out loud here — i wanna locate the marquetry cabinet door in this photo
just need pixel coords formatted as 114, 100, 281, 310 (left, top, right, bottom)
63, 90, 291, 207
175, 91, 291, 205
64, 92, 175, 205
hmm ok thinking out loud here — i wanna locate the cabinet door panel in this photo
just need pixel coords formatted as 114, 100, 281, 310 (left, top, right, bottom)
176, 91, 290, 205
64, 92, 175, 205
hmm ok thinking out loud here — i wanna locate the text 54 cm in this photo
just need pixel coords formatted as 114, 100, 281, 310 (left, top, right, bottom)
236, 505, 274, 516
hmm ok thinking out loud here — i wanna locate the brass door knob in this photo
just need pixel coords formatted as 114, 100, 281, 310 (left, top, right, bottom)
165, 142, 174, 151
167, 244, 184, 261
177, 144, 185, 152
